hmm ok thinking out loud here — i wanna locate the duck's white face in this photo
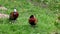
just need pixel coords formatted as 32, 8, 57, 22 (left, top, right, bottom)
14, 9, 17, 12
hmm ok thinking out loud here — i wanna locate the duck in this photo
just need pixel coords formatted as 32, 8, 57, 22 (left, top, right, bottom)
29, 15, 37, 27
9, 8, 19, 21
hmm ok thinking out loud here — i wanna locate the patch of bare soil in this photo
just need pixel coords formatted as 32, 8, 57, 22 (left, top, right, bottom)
27, 0, 48, 8
0, 5, 7, 10
0, 13, 9, 18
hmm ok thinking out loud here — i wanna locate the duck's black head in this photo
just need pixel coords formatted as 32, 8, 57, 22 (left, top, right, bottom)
30, 15, 34, 18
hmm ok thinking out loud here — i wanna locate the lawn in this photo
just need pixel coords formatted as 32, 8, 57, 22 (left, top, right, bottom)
0, 0, 60, 34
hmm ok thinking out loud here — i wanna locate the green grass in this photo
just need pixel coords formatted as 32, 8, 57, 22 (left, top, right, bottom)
0, 0, 60, 34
